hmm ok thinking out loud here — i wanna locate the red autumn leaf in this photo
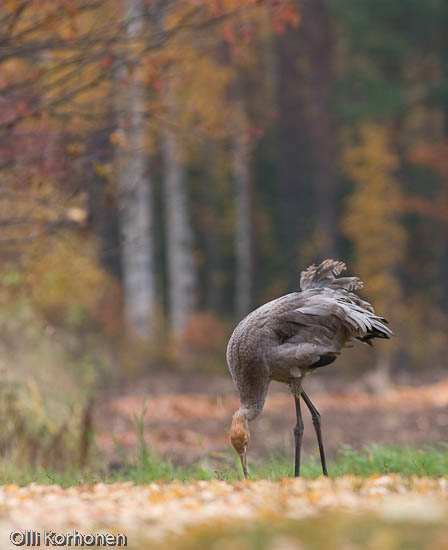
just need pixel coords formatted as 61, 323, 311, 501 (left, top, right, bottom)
102, 55, 114, 69
61, 0, 79, 17
223, 21, 235, 44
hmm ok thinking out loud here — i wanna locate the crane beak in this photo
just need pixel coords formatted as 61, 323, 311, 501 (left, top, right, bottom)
239, 447, 248, 479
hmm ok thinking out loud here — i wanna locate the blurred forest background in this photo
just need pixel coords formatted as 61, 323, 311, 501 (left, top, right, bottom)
1, 0, 448, 470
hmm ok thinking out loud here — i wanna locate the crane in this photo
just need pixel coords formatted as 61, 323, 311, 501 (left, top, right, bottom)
226, 259, 393, 478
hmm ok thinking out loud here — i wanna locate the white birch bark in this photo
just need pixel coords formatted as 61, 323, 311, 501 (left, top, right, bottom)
116, 0, 155, 337
233, 105, 253, 319
161, 85, 197, 334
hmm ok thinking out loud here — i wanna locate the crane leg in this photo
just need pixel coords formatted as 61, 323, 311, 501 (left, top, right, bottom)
301, 390, 328, 476
293, 395, 304, 477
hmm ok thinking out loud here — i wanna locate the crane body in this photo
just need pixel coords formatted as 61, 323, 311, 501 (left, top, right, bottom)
226, 259, 393, 477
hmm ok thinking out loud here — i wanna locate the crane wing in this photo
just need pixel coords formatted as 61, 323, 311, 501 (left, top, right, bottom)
268, 289, 393, 347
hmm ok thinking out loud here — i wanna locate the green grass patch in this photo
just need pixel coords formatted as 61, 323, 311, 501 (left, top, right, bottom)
250, 443, 448, 480
2, 401, 447, 485
1, 443, 448, 486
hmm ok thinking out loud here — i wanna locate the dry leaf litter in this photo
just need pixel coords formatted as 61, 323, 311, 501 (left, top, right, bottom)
1, 476, 447, 545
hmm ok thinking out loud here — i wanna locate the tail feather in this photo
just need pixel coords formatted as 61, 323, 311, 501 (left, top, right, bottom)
300, 259, 363, 291
299, 259, 393, 346
335, 294, 394, 342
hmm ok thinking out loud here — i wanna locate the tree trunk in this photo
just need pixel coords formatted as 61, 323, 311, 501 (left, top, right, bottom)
440, 3, 448, 310
276, 0, 337, 271
203, 142, 222, 313
161, 86, 197, 335
87, 127, 121, 279
300, 0, 337, 258
116, 0, 155, 338
233, 104, 253, 319
275, 19, 313, 288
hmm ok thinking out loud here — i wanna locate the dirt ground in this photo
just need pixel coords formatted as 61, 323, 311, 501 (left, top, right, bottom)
94, 369, 448, 468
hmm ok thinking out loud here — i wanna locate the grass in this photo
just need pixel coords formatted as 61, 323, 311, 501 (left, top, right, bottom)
252, 443, 448, 480
1, 401, 447, 485
2, 406, 446, 549
1, 443, 448, 486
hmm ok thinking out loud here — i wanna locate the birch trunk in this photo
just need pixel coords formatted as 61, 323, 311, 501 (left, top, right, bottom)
161, 88, 197, 335
116, 0, 155, 338
233, 106, 253, 320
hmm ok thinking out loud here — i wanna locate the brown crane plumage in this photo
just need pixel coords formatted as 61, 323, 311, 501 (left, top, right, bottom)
226, 259, 393, 477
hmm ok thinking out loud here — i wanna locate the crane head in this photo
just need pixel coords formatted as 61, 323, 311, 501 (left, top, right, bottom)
229, 410, 250, 478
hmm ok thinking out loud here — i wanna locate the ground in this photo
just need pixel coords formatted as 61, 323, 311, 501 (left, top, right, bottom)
2, 476, 448, 549
95, 370, 448, 468
3, 373, 448, 549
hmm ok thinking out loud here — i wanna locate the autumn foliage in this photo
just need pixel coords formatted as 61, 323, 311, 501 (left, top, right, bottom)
0, 0, 447, 387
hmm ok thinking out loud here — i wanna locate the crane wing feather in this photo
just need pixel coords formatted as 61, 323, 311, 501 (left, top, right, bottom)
267, 288, 392, 345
